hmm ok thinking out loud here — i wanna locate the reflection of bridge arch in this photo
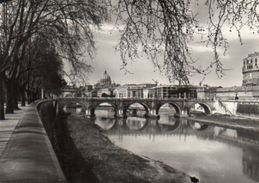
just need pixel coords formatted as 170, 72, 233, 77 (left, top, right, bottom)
95, 117, 117, 130
98, 119, 130, 131
104, 119, 182, 135
126, 117, 148, 131
158, 119, 180, 132
126, 102, 150, 116
157, 102, 181, 116
189, 102, 211, 115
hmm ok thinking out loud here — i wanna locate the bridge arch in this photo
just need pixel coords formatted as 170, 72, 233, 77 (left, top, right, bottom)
126, 102, 150, 117
93, 102, 117, 110
91, 102, 117, 117
189, 102, 211, 115
156, 102, 181, 117
61, 101, 87, 114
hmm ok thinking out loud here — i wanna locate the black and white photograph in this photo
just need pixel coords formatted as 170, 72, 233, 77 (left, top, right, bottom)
0, 0, 259, 183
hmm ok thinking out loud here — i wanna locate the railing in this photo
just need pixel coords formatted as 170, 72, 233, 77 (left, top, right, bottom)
59, 97, 214, 102
219, 99, 259, 103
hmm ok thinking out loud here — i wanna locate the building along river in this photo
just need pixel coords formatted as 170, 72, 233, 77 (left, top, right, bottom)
89, 105, 259, 183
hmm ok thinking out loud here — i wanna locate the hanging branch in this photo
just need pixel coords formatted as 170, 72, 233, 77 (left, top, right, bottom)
114, 0, 259, 84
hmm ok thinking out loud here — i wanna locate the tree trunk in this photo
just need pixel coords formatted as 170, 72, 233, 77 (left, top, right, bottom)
27, 90, 31, 104
5, 80, 14, 114
13, 94, 19, 110
13, 81, 20, 110
0, 76, 5, 120
41, 88, 44, 99
32, 91, 37, 102
21, 86, 26, 107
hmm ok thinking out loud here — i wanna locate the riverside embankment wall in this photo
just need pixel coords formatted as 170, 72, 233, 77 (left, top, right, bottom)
37, 100, 98, 183
212, 100, 259, 115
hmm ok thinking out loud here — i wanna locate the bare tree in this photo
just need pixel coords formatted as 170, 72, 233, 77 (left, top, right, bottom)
0, 0, 109, 118
114, 0, 259, 84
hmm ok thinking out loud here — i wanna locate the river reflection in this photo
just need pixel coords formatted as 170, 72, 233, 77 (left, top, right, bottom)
92, 109, 259, 183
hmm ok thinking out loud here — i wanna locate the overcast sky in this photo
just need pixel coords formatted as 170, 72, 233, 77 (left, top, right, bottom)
85, 2, 259, 87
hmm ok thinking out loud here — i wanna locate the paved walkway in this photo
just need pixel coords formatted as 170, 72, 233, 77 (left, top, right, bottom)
0, 106, 28, 155
0, 103, 66, 183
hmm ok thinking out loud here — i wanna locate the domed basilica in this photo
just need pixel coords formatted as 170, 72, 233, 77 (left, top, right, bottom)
94, 70, 118, 97
95, 70, 112, 88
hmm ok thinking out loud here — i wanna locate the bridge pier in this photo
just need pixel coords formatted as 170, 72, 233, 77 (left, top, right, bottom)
180, 108, 189, 117
132, 109, 137, 116
148, 109, 160, 119
80, 108, 87, 116
84, 109, 90, 116
90, 108, 96, 118
61, 105, 67, 113
53, 100, 59, 115
117, 109, 127, 118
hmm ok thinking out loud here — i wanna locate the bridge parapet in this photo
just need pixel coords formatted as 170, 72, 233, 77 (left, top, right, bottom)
219, 99, 259, 104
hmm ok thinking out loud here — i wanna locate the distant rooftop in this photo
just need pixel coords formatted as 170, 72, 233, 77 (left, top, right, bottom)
247, 51, 259, 58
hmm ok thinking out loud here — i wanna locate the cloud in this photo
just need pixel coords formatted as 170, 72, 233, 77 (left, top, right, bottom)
189, 43, 230, 59
189, 44, 212, 53
221, 25, 259, 41
87, 3, 259, 87
91, 23, 124, 35
95, 38, 117, 45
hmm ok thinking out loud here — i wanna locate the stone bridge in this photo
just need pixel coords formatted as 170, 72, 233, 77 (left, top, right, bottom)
56, 97, 215, 118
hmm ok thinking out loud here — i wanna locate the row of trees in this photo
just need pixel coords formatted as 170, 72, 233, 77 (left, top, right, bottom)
0, 0, 109, 119
0, 0, 258, 119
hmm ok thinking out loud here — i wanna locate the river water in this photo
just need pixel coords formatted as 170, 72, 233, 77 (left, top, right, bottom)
89, 108, 259, 183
